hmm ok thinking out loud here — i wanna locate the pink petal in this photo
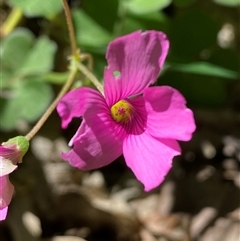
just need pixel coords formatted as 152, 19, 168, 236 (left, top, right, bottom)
104, 30, 169, 106
62, 100, 127, 170
0, 146, 21, 165
0, 206, 8, 221
57, 87, 103, 128
0, 176, 14, 211
144, 86, 196, 141
123, 132, 181, 191
0, 157, 18, 177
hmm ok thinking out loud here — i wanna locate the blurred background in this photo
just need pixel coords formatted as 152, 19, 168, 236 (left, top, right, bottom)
0, 0, 239, 241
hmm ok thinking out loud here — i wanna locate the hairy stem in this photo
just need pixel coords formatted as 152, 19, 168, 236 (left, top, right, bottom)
25, 66, 77, 141
62, 0, 103, 95
62, 0, 78, 57
25, 0, 103, 141
76, 62, 104, 95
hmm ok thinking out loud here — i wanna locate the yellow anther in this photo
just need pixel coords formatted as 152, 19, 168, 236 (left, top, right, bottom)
110, 100, 133, 123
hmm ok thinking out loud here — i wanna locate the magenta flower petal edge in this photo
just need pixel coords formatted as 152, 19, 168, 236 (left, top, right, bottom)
57, 30, 196, 191
0, 136, 29, 220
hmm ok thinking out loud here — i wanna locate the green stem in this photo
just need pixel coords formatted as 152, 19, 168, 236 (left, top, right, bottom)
76, 61, 104, 95
25, 0, 104, 141
0, 8, 23, 37
61, 0, 103, 95
25, 65, 78, 141
62, 0, 78, 58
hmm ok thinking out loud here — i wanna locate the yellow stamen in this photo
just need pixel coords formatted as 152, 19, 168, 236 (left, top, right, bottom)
110, 100, 133, 123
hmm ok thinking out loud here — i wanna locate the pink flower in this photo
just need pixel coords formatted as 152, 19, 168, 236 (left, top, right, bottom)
57, 30, 196, 191
0, 136, 29, 220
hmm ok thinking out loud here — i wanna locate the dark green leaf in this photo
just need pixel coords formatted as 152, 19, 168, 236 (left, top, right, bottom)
169, 10, 220, 59
81, 0, 118, 32
73, 9, 112, 50
208, 49, 240, 72
173, 0, 196, 7
120, 16, 146, 34
169, 62, 239, 79
159, 72, 227, 107
119, 10, 169, 36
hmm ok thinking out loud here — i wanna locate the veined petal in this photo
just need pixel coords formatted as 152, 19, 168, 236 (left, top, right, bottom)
62, 101, 127, 170
104, 30, 169, 106
123, 132, 181, 191
144, 86, 196, 141
126, 95, 147, 135
0, 176, 14, 212
57, 87, 104, 128
0, 146, 21, 165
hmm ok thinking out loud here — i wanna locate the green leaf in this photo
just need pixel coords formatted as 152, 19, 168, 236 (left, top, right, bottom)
20, 79, 53, 121
81, 0, 118, 32
169, 10, 220, 59
0, 71, 13, 88
121, 16, 146, 34
1, 29, 57, 77
1, 28, 34, 71
0, 78, 53, 131
18, 36, 57, 75
213, 0, 240, 7
7, 0, 62, 17
172, 0, 196, 7
208, 49, 240, 72
169, 62, 239, 79
73, 9, 112, 50
123, 0, 172, 15
91, 54, 107, 81
159, 72, 227, 107
121, 11, 170, 35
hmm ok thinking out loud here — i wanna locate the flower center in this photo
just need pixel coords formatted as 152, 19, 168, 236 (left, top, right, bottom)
110, 100, 133, 123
